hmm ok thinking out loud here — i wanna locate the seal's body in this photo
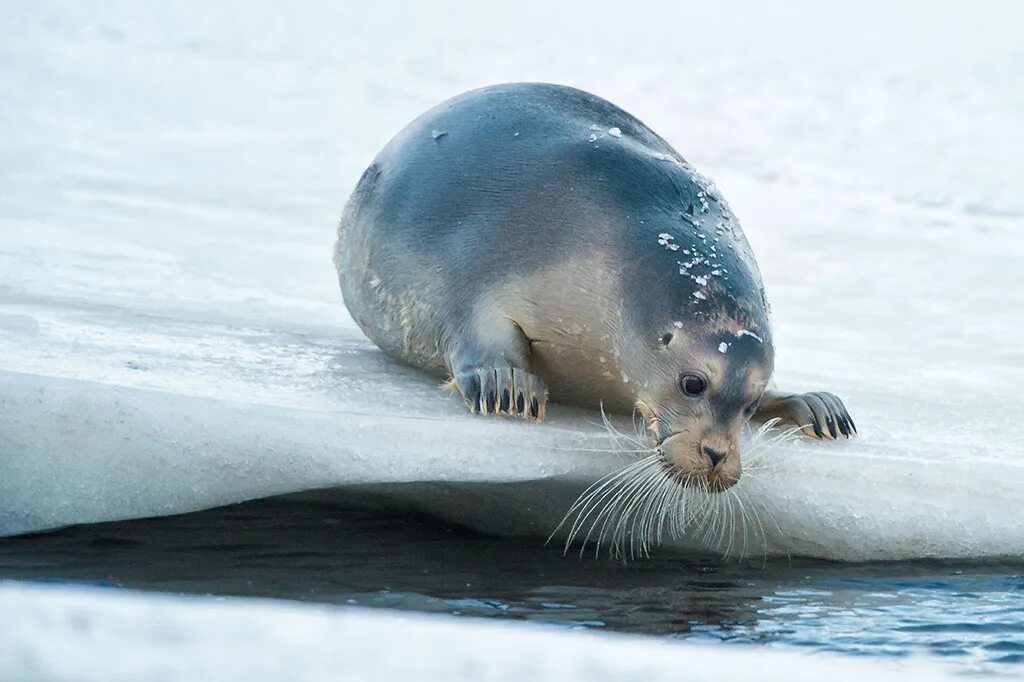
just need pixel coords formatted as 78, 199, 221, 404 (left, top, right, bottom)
336, 83, 854, 490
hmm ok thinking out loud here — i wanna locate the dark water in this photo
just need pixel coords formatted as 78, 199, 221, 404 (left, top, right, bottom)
2, 495, 1023, 675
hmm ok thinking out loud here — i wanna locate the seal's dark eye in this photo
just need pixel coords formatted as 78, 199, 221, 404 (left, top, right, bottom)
660, 333, 673, 346
679, 374, 707, 397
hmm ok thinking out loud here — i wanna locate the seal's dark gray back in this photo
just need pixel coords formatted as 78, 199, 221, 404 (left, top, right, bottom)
336, 83, 769, 370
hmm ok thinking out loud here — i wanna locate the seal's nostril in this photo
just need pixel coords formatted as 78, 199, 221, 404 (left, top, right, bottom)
702, 445, 727, 469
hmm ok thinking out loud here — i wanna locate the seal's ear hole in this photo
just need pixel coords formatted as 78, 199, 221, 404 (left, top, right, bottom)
660, 333, 673, 346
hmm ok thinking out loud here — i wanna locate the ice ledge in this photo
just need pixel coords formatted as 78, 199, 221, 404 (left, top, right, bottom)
2, 302, 1024, 561
0, 368, 620, 537
0, 582, 957, 682
4, 366, 1024, 562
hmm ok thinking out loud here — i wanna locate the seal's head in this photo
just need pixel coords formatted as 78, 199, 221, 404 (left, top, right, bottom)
634, 318, 773, 492
622, 196, 774, 492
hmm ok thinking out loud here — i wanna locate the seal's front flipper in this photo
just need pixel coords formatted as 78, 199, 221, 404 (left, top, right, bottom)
754, 390, 856, 440
452, 367, 548, 419
446, 321, 549, 420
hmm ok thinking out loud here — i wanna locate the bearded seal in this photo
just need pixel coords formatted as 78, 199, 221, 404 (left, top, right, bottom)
335, 83, 855, 492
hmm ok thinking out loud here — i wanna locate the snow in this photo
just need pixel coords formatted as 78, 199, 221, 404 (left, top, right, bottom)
0, 582, 957, 682
1, 2, 1023, 562
657, 233, 679, 250
738, 330, 764, 343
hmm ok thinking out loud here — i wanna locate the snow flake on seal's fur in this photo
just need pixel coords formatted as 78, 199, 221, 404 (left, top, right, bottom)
657, 233, 680, 251
737, 329, 764, 343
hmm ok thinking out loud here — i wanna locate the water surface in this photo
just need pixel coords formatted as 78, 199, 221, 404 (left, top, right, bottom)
2, 495, 1022, 675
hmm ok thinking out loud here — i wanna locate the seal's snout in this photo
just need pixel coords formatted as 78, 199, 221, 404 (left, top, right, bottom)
660, 432, 741, 492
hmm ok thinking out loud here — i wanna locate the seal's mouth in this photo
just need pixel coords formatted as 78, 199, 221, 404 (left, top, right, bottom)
700, 468, 740, 493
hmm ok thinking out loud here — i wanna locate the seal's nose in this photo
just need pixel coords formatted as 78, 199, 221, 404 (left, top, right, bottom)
702, 445, 727, 470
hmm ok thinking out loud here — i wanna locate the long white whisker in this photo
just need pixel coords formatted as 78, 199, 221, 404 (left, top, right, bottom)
552, 455, 656, 552
586, 456, 661, 557
625, 463, 667, 558
643, 470, 671, 550
605, 462, 662, 558
732, 487, 752, 563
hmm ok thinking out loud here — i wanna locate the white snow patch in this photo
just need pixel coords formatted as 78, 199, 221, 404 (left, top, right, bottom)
608, 126, 622, 138
737, 329, 765, 343
718, 342, 729, 353
658, 233, 679, 250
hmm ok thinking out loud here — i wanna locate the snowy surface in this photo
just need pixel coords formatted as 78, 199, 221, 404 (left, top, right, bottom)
2, 2, 1024, 560
0, 582, 958, 682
